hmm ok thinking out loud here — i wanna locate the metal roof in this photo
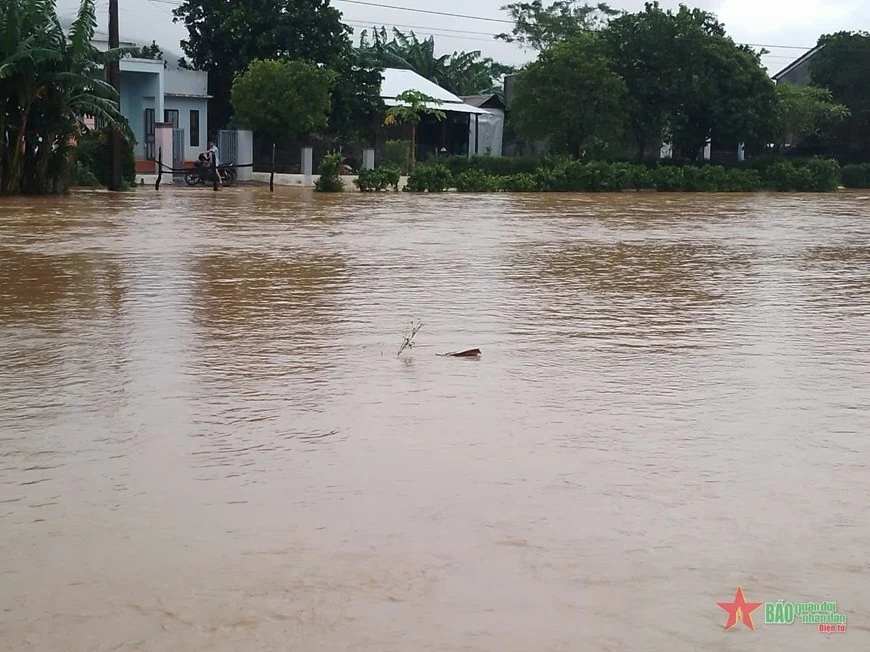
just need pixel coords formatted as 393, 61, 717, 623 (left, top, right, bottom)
381, 68, 489, 115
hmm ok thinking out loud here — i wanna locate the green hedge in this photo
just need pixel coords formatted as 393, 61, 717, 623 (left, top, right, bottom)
354, 166, 401, 192
405, 159, 841, 193
842, 164, 870, 188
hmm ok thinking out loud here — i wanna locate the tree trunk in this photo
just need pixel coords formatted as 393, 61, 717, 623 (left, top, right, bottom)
3, 108, 30, 193
411, 125, 417, 169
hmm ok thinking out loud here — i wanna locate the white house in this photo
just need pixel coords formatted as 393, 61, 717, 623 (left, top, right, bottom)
93, 38, 210, 173
380, 68, 490, 158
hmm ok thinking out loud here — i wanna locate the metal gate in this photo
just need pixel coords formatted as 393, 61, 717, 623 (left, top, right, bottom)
172, 128, 185, 176
218, 130, 238, 166
144, 109, 155, 160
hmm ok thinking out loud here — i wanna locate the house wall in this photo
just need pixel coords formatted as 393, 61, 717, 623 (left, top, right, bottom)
163, 96, 209, 162
119, 70, 160, 159
164, 69, 208, 96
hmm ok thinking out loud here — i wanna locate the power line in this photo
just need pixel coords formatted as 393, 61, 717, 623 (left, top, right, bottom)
346, 23, 498, 44
334, 0, 513, 24
106, 0, 819, 53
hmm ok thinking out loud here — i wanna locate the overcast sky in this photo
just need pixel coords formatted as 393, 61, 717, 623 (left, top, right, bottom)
59, 0, 868, 74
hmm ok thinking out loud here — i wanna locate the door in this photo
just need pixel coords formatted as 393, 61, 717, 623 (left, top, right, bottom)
172, 129, 185, 177
144, 108, 155, 160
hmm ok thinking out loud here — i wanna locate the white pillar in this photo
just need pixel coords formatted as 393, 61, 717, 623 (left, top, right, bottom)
362, 149, 375, 170
154, 122, 173, 181
236, 129, 253, 181
737, 142, 745, 162
302, 147, 313, 186
703, 138, 712, 161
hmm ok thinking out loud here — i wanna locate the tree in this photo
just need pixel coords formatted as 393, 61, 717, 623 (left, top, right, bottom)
510, 33, 627, 156
358, 27, 514, 96
230, 59, 335, 144
131, 41, 163, 61
496, 1, 618, 51
325, 53, 385, 146
172, 0, 351, 129
669, 36, 777, 158
773, 83, 849, 151
602, 2, 724, 159
383, 90, 446, 167
809, 31, 870, 161
1, 0, 130, 194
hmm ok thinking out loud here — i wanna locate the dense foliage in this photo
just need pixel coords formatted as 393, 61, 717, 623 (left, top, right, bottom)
511, 32, 627, 157
405, 158, 841, 193
841, 164, 870, 188
0, 0, 130, 194
809, 31, 870, 162
496, 1, 617, 51
509, 2, 779, 160
230, 60, 335, 143
172, 0, 382, 142
773, 83, 849, 151
358, 28, 514, 96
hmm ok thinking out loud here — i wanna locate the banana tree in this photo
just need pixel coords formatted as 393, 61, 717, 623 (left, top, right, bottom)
383, 89, 445, 168
1, 0, 131, 193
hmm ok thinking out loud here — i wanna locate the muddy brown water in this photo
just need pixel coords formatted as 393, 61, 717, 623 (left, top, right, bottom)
1, 187, 869, 651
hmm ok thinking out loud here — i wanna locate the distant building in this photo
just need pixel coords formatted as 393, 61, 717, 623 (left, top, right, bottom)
461, 95, 506, 156
93, 38, 210, 173
772, 46, 824, 86
380, 68, 489, 159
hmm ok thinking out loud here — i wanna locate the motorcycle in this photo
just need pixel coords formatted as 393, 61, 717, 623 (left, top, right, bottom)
184, 163, 236, 187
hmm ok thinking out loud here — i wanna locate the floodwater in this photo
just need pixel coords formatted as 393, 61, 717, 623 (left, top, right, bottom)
1, 186, 869, 651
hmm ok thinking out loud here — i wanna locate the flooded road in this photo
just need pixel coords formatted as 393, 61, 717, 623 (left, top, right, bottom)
1, 186, 869, 651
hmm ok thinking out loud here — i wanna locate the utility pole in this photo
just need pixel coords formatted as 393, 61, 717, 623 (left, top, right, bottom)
107, 0, 122, 191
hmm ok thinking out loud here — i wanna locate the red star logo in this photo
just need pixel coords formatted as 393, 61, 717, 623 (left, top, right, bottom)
717, 586, 762, 631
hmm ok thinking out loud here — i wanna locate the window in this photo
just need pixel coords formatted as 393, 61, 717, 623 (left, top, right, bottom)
189, 109, 200, 147
164, 109, 179, 128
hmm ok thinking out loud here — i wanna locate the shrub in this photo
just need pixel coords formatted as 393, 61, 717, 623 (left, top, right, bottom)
498, 173, 538, 192
841, 163, 870, 188
383, 140, 411, 174
653, 166, 685, 191
355, 166, 401, 192
406, 163, 452, 192
454, 169, 498, 192
722, 168, 762, 192
314, 152, 344, 192
805, 159, 840, 192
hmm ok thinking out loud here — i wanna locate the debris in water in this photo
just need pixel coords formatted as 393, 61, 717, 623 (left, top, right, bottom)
397, 320, 423, 356
439, 348, 482, 358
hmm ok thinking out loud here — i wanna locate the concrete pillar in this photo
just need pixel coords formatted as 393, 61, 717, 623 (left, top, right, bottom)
737, 142, 745, 162
302, 147, 313, 186
362, 149, 375, 170
154, 122, 173, 181
236, 129, 253, 181
703, 138, 712, 161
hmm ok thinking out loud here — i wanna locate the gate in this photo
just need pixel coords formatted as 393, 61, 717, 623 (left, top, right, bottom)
172, 128, 185, 177
218, 130, 238, 166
